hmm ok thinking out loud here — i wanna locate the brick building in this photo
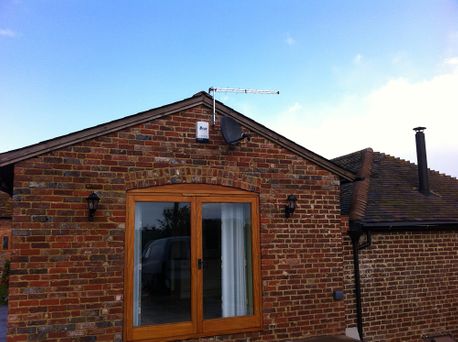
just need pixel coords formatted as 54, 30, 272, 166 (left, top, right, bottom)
334, 132, 458, 342
0, 92, 356, 341
2, 93, 457, 342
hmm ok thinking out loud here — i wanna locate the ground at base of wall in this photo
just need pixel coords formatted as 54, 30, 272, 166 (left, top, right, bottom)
299, 336, 359, 342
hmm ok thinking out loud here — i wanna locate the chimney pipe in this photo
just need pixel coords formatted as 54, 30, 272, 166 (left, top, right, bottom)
413, 127, 430, 195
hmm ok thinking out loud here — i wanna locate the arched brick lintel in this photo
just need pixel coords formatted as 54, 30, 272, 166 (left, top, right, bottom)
125, 166, 262, 193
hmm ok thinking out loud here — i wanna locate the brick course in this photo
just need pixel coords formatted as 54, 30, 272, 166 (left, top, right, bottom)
9, 105, 346, 341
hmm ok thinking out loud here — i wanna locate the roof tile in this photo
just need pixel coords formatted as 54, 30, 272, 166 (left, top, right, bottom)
333, 149, 458, 226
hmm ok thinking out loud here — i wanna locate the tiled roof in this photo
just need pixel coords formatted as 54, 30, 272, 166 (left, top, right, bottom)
333, 149, 458, 227
0, 191, 12, 218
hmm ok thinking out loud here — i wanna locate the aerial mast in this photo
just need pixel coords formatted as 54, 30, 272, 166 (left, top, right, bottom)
208, 87, 280, 126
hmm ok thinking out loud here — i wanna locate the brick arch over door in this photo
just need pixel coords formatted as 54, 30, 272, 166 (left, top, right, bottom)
125, 166, 262, 193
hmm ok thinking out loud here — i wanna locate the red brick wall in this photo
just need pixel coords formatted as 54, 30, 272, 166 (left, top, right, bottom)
340, 218, 357, 338
0, 218, 11, 275
0, 192, 12, 275
9, 105, 346, 341
344, 230, 458, 342
0, 191, 12, 218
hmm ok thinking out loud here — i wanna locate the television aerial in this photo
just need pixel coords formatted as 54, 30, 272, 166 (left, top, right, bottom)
208, 87, 280, 146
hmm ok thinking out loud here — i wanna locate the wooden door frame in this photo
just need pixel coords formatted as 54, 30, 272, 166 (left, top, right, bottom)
124, 184, 262, 341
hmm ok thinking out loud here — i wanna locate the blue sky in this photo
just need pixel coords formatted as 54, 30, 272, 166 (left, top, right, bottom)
1, 1, 458, 176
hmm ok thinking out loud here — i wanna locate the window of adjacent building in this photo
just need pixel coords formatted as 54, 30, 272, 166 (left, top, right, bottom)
125, 185, 262, 341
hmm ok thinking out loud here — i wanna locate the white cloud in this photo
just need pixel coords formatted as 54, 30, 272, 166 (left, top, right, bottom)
353, 53, 363, 65
285, 34, 296, 46
287, 102, 302, 113
391, 51, 408, 66
266, 69, 458, 177
0, 28, 17, 38
444, 57, 458, 66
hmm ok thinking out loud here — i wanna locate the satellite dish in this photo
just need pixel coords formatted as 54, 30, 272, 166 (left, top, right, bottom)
221, 116, 250, 145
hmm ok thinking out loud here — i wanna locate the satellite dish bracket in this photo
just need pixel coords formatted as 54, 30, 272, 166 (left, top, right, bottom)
228, 132, 250, 145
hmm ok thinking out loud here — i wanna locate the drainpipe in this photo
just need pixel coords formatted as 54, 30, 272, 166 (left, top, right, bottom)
349, 228, 371, 341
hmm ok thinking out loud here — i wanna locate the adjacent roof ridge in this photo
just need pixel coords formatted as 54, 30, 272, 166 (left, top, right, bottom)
428, 168, 458, 181
377, 151, 458, 181
332, 147, 372, 162
349, 148, 373, 222
377, 151, 415, 165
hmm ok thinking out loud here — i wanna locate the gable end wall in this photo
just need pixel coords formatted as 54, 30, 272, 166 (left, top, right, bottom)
9, 105, 345, 341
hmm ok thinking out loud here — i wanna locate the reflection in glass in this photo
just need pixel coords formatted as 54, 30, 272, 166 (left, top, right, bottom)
202, 203, 253, 319
133, 202, 191, 326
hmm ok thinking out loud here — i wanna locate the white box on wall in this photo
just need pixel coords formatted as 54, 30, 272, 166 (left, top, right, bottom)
196, 121, 209, 143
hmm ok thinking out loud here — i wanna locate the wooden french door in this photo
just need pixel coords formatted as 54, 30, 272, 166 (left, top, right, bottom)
125, 185, 261, 342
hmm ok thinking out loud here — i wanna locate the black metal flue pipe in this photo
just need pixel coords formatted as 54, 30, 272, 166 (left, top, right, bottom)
414, 127, 430, 195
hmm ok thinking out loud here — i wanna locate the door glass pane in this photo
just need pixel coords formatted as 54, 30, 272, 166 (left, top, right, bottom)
202, 203, 253, 319
133, 202, 191, 326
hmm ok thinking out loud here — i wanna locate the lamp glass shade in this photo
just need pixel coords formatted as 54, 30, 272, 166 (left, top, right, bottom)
287, 195, 297, 211
87, 192, 100, 211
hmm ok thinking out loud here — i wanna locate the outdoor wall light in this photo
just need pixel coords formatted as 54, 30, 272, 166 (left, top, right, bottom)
86, 192, 100, 221
284, 194, 297, 218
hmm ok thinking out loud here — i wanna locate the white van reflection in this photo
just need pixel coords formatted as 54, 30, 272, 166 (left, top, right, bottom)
142, 237, 190, 295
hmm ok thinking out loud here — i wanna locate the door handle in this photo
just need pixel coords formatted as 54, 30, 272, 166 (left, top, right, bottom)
197, 259, 203, 270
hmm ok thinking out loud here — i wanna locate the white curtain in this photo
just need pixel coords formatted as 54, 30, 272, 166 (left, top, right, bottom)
133, 204, 142, 326
221, 203, 247, 317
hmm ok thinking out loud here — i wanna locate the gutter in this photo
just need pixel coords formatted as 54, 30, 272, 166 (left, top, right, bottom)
359, 221, 458, 231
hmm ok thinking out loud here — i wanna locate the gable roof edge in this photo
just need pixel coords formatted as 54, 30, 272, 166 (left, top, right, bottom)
207, 96, 355, 181
0, 94, 206, 167
0, 91, 355, 181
